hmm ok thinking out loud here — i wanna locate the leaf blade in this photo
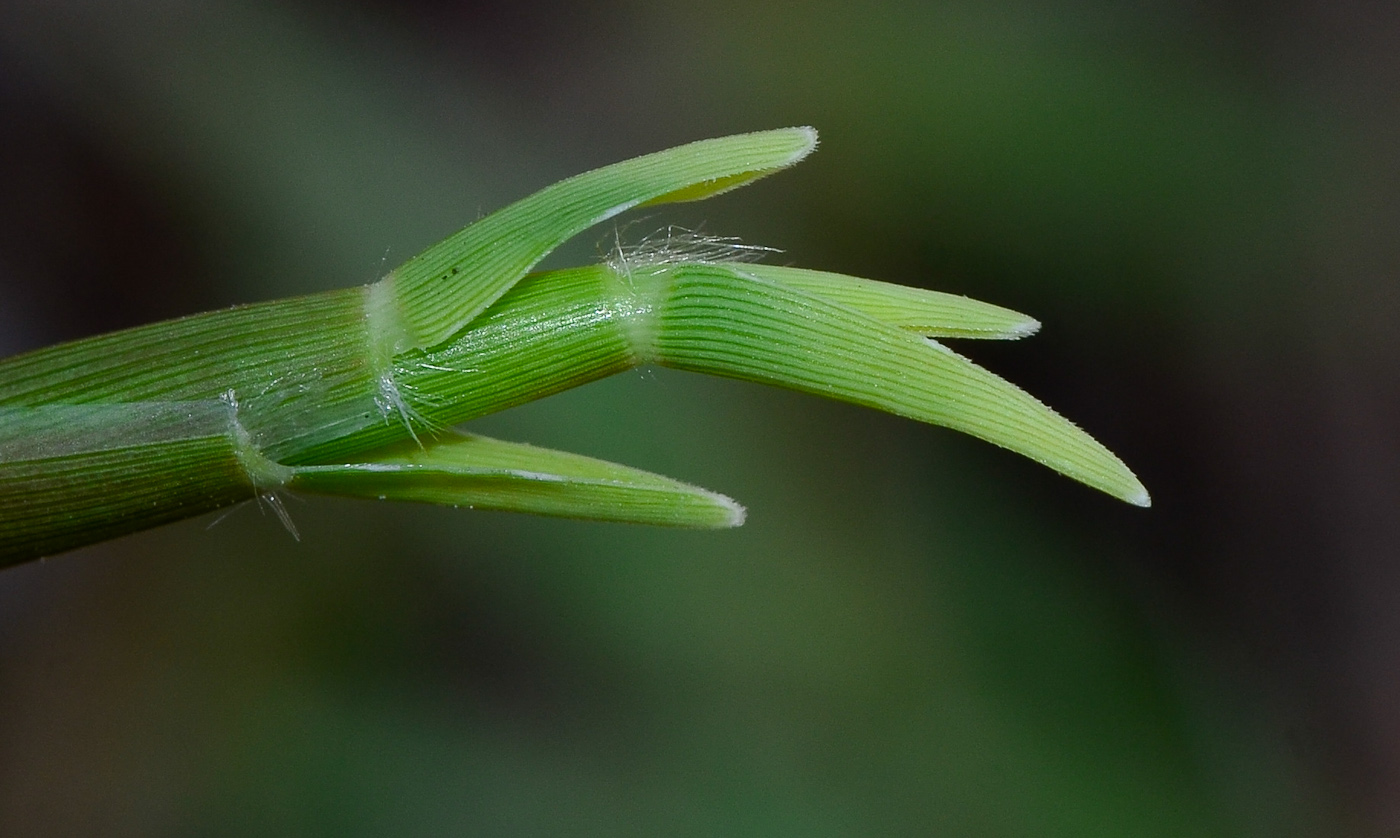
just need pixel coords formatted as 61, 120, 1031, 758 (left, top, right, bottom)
738, 264, 1040, 339
387, 127, 818, 351
290, 433, 746, 528
650, 265, 1149, 506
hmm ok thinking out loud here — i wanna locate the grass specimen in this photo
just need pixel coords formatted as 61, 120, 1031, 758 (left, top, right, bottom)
0, 127, 1148, 567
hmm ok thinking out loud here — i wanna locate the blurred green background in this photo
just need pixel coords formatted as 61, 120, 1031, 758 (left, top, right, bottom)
2, 0, 1396, 834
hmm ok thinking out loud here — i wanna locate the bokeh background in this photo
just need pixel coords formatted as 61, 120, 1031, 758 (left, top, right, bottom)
2, 0, 1398, 834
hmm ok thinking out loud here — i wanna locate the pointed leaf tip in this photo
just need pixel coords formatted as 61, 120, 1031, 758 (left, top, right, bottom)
638, 127, 819, 206
718, 496, 748, 527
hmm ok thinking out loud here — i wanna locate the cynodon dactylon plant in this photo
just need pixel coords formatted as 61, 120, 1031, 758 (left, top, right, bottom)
0, 128, 1149, 567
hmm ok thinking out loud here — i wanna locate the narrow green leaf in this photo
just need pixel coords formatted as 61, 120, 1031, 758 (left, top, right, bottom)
737, 264, 1041, 339
384, 127, 818, 351
290, 434, 744, 528
648, 264, 1150, 506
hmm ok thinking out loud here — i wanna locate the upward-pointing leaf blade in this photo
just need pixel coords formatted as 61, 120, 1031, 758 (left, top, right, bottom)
386, 127, 819, 351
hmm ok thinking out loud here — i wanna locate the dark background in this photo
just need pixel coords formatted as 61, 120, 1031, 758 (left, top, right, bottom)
2, 0, 1398, 834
